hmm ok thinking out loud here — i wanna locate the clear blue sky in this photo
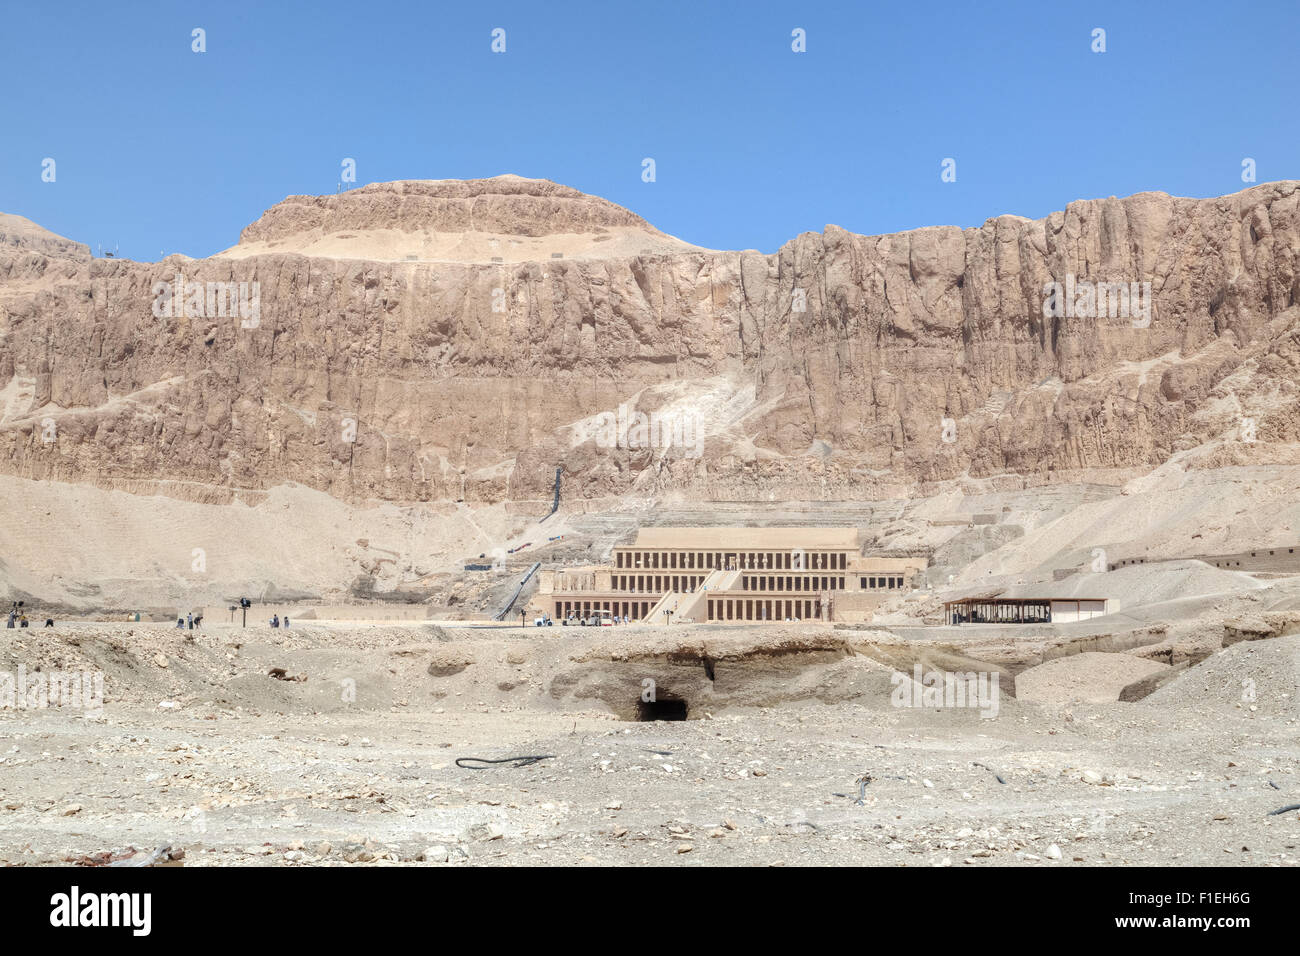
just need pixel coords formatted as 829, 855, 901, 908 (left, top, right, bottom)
3, 0, 1297, 261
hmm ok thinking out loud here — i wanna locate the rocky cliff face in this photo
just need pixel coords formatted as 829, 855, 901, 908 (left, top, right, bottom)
1, 177, 1298, 510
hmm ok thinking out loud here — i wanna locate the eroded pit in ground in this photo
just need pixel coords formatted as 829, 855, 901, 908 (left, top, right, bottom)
549, 639, 892, 719
540, 630, 1039, 719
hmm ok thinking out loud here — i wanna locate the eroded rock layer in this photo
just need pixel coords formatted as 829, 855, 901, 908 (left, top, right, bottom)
2, 177, 1298, 509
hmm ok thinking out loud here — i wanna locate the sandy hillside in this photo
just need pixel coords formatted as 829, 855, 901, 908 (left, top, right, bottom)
1015, 652, 1171, 703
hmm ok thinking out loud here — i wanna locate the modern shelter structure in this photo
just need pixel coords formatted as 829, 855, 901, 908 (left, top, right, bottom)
942, 596, 1115, 625
534, 527, 927, 624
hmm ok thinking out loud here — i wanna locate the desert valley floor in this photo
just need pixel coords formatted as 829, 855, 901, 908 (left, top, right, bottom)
2, 590, 1297, 867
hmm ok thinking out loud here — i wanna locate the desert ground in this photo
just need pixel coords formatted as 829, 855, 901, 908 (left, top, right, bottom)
3, 568, 1297, 867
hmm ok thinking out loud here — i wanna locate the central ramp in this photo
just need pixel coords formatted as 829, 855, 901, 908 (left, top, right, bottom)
654, 568, 740, 623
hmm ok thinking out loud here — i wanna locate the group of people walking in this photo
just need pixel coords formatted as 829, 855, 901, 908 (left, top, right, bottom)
6, 611, 54, 628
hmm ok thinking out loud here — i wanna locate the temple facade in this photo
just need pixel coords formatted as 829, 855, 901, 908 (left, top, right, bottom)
533, 527, 927, 624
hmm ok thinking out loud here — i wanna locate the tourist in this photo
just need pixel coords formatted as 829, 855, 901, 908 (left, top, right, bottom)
186, 612, 193, 630
176, 617, 185, 629
283, 616, 290, 628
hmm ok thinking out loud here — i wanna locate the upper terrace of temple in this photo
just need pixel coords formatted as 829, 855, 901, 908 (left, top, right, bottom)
611, 527, 862, 571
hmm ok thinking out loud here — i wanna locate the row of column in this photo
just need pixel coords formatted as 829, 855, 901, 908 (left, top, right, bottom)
613, 574, 705, 593
614, 549, 847, 571
741, 574, 843, 592
708, 598, 822, 621
864, 576, 905, 589
555, 599, 654, 621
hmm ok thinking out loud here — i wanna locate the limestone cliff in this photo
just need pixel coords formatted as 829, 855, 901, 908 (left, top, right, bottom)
1, 177, 1298, 510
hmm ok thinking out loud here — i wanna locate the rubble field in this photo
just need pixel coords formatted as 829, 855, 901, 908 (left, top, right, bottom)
1, 615, 1297, 867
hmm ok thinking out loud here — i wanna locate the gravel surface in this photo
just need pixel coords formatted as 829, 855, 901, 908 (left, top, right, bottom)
1, 621, 1298, 867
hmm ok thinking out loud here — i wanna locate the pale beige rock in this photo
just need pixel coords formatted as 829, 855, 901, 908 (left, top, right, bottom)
2, 177, 1298, 511
2, 177, 1300, 608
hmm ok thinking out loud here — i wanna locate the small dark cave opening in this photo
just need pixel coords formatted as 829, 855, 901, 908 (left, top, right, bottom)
636, 697, 688, 721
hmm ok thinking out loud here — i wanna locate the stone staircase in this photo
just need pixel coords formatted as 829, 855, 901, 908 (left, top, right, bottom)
653, 567, 741, 624
640, 588, 680, 625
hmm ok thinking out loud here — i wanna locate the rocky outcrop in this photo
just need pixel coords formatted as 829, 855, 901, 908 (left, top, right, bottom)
0, 213, 91, 264
1, 177, 1298, 508
237, 176, 668, 246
